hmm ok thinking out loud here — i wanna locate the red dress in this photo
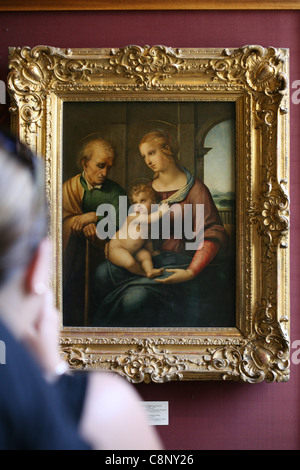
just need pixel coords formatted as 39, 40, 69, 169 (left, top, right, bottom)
153, 179, 229, 277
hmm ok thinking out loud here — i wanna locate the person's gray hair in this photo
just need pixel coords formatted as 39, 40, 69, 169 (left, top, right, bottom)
77, 137, 117, 170
0, 133, 48, 287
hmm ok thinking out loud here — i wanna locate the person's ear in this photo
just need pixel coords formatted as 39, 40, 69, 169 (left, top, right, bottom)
24, 238, 51, 296
82, 157, 88, 170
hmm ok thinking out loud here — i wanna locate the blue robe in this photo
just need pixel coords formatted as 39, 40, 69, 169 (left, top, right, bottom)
91, 172, 235, 328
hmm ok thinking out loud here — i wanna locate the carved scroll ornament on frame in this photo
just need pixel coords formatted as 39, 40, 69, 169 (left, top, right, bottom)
7, 45, 290, 383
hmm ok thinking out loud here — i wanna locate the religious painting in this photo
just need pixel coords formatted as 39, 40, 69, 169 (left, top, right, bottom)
62, 101, 236, 329
7, 45, 290, 383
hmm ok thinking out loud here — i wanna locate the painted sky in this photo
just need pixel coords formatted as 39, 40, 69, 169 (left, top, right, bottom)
204, 120, 235, 195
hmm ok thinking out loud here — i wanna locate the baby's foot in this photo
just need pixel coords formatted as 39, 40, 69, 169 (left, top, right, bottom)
147, 268, 164, 279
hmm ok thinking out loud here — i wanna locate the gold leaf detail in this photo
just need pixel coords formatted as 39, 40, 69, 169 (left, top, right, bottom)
222, 45, 288, 95
239, 299, 290, 383
249, 177, 289, 255
109, 45, 185, 90
104, 339, 187, 383
203, 299, 289, 383
61, 346, 90, 369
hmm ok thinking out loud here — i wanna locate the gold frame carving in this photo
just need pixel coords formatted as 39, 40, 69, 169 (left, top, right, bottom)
7, 45, 290, 383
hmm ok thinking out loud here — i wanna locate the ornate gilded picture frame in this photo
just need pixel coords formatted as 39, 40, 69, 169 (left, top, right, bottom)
7, 45, 290, 383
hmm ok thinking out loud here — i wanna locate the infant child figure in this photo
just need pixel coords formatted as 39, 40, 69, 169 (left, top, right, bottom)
108, 184, 169, 278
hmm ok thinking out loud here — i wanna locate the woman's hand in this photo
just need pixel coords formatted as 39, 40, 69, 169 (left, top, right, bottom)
154, 268, 194, 284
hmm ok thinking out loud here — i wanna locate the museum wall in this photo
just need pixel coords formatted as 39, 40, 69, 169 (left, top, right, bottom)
0, 9, 299, 450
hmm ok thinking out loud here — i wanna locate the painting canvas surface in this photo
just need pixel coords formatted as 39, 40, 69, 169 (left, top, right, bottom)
62, 101, 236, 328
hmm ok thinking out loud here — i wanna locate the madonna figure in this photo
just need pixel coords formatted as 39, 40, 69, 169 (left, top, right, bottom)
92, 130, 235, 327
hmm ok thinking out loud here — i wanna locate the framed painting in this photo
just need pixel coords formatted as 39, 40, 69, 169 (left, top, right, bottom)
7, 45, 290, 383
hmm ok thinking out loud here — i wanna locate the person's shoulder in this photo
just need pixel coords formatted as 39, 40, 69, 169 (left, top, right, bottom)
0, 321, 90, 450
188, 178, 214, 203
0, 320, 14, 361
192, 178, 206, 189
65, 174, 81, 183
63, 174, 81, 188
0, 319, 25, 359
190, 178, 211, 193
0, 319, 45, 406
0, 320, 42, 379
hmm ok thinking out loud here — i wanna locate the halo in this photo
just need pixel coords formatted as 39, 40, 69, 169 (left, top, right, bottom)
129, 177, 152, 189
146, 120, 178, 130
78, 132, 107, 146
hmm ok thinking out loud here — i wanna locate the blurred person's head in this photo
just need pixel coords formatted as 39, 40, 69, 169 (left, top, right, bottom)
0, 130, 49, 337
